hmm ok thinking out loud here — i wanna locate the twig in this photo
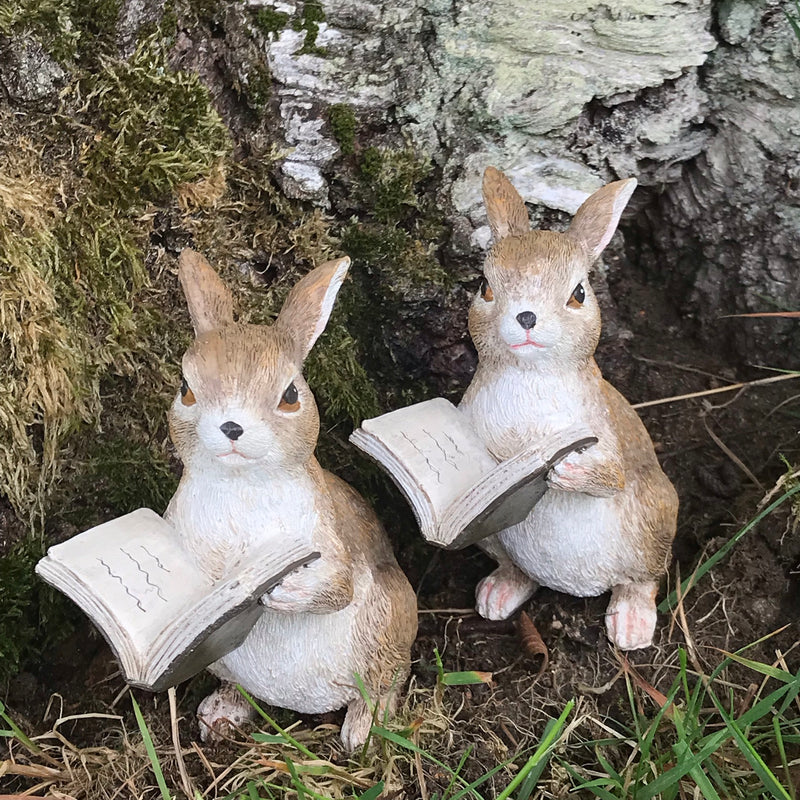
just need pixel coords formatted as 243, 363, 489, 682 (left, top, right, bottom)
168, 687, 195, 800
674, 564, 706, 682
576, 669, 623, 695
190, 741, 217, 789
417, 608, 477, 615
702, 416, 764, 491
632, 355, 731, 383
632, 372, 800, 410
413, 738, 429, 800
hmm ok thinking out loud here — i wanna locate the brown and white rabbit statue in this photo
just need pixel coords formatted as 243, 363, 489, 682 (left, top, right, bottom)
459, 168, 678, 650
165, 249, 417, 749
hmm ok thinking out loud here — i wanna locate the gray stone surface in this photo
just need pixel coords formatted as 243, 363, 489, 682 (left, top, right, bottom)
0, 34, 65, 107
255, 0, 717, 215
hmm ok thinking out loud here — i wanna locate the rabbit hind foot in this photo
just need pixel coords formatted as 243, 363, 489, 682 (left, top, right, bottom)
605, 581, 658, 650
198, 682, 255, 743
475, 564, 538, 621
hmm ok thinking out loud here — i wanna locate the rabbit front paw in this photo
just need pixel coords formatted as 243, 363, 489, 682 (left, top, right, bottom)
548, 453, 624, 497
261, 573, 316, 611
261, 561, 353, 613
548, 456, 588, 491
475, 565, 537, 620
605, 582, 658, 650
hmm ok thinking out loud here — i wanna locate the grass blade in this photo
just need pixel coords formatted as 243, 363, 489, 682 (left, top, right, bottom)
495, 699, 574, 800
371, 725, 482, 799
0, 699, 45, 757
719, 650, 796, 683
440, 671, 493, 686
706, 687, 792, 799
357, 782, 385, 800
237, 685, 317, 759
659, 484, 800, 612
130, 694, 173, 800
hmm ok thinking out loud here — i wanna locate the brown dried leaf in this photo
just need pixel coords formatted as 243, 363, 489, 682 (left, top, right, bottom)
517, 611, 549, 677
618, 654, 673, 717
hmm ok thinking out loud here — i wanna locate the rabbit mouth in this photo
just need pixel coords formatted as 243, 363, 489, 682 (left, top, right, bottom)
510, 337, 545, 350
218, 448, 254, 461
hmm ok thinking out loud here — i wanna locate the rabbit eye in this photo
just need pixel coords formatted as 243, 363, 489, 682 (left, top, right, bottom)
180, 377, 196, 407
480, 278, 494, 302
278, 381, 300, 412
567, 282, 586, 309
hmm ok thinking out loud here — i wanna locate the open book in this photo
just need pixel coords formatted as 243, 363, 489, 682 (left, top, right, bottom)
36, 509, 318, 692
350, 398, 597, 549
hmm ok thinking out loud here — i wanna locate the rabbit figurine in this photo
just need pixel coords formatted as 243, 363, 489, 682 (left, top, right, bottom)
459, 168, 678, 650
165, 249, 417, 749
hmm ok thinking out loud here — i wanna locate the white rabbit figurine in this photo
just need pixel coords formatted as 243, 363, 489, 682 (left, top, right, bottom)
459, 168, 678, 650
165, 250, 417, 749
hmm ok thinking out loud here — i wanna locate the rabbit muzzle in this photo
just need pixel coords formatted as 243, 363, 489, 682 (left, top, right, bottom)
197, 406, 283, 465
498, 303, 558, 358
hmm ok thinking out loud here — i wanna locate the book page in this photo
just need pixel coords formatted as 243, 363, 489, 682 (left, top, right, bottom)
358, 398, 497, 523
37, 510, 212, 670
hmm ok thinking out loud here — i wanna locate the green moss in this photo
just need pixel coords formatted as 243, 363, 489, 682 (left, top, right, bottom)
0, 0, 79, 61
0, 31, 229, 523
253, 6, 289, 38
343, 145, 449, 293
69, 0, 120, 59
295, 0, 328, 56
82, 38, 230, 208
343, 223, 448, 297
358, 146, 433, 225
187, 0, 221, 26
67, 437, 179, 522
328, 103, 357, 155
305, 317, 381, 425
0, 538, 79, 682
0, 0, 121, 64
244, 62, 273, 113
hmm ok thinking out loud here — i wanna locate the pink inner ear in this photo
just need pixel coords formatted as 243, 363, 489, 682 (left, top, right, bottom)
569, 178, 636, 261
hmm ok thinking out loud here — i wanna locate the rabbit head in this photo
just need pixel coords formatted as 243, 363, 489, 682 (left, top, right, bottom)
169, 249, 350, 474
470, 167, 636, 370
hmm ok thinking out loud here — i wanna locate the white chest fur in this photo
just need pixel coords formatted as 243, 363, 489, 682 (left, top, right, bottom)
461, 366, 633, 595
165, 464, 368, 711
212, 571, 371, 713
461, 367, 591, 459
165, 465, 319, 580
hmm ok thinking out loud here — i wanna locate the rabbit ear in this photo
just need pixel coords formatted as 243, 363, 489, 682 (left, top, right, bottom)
567, 178, 637, 262
276, 256, 351, 362
178, 249, 235, 336
482, 166, 530, 242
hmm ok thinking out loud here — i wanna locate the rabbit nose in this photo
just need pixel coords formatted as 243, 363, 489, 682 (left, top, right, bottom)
516, 311, 537, 330
220, 421, 244, 441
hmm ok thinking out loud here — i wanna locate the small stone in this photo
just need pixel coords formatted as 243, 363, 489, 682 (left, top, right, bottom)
0, 35, 65, 108
279, 159, 328, 201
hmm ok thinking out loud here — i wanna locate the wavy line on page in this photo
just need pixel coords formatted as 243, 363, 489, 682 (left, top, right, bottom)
401, 431, 442, 484
98, 558, 147, 612
122, 548, 167, 602
140, 545, 171, 573
443, 432, 465, 457
423, 428, 459, 468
